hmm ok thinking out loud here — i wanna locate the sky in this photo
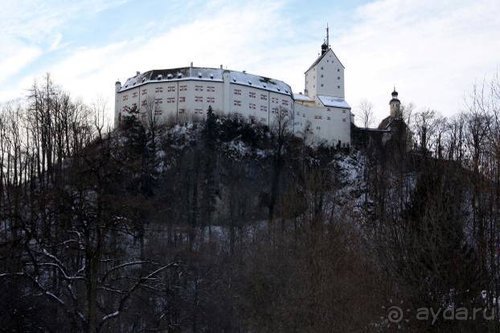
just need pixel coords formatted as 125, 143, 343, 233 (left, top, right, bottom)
1, 0, 500, 124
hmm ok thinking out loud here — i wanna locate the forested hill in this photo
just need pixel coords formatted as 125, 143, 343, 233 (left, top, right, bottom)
0, 82, 499, 332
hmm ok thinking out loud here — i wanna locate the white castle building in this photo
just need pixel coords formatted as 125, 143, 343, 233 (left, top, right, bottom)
114, 29, 351, 146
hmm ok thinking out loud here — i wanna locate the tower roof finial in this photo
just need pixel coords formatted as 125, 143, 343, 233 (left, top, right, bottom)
326, 23, 329, 48
392, 86, 398, 96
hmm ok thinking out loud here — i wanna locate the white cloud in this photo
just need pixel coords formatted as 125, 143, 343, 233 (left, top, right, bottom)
338, 0, 500, 122
21, 0, 295, 118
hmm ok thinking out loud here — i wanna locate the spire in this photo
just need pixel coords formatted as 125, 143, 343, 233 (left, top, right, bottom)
321, 24, 330, 55
326, 23, 330, 48
392, 86, 398, 98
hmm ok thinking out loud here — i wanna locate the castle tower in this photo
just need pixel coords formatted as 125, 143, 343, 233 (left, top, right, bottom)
389, 88, 401, 118
114, 80, 122, 127
304, 26, 345, 100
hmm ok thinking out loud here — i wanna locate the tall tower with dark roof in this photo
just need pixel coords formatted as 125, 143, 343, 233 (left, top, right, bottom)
304, 26, 345, 100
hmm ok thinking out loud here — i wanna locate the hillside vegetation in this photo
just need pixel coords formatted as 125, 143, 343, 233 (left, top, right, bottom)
1, 76, 500, 332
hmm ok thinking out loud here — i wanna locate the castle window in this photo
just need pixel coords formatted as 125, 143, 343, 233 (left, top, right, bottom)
233, 100, 241, 106
342, 110, 346, 113
316, 126, 321, 130
281, 99, 289, 106
249, 103, 256, 110
327, 117, 331, 120
338, 77, 341, 80
179, 85, 187, 91
321, 74, 323, 78
141, 100, 147, 106
337, 69, 340, 72
194, 109, 203, 114
155, 87, 164, 93
132, 92, 138, 98
249, 91, 256, 98
167, 86, 175, 92
195, 85, 203, 92
207, 86, 215, 92
234, 89, 242, 95
260, 105, 268, 112
179, 108, 185, 114
260, 94, 267, 101
327, 108, 331, 111
167, 97, 175, 103
338, 86, 341, 89
155, 109, 162, 115
141, 89, 147, 95
321, 84, 324, 87
321, 67, 323, 70
206, 97, 215, 103
195, 96, 203, 102
155, 98, 163, 104
342, 118, 346, 122
122, 95, 128, 101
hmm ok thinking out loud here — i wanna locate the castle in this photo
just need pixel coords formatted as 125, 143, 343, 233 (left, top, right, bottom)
114, 29, 399, 147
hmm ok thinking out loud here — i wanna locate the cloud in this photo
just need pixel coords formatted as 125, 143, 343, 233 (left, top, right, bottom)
338, 0, 500, 121
19, 0, 295, 117
0, 0, 130, 100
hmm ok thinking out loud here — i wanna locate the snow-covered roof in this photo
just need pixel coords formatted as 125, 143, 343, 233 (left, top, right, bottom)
293, 93, 314, 102
305, 48, 345, 73
228, 71, 292, 95
119, 67, 292, 96
318, 95, 351, 109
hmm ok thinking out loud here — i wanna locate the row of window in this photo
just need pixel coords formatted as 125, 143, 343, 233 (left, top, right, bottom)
233, 89, 290, 103
139, 96, 216, 104
233, 99, 288, 109
124, 88, 290, 103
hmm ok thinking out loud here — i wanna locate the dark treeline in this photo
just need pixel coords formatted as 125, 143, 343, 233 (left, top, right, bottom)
0, 74, 500, 332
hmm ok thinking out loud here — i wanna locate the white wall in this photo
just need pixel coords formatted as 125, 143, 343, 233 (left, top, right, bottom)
304, 49, 345, 100
115, 74, 293, 128
294, 103, 350, 146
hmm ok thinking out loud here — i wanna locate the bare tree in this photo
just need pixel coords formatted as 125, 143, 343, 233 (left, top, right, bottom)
356, 99, 374, 128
